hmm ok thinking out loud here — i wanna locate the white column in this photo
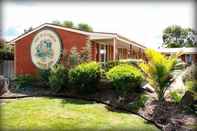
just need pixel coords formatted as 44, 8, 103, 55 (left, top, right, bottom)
113, 37, 116, 61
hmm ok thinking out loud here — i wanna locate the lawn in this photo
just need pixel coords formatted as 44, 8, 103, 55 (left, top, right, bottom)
1, 97, 160, 131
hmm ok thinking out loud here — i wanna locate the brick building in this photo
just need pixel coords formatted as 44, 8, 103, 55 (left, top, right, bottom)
10, 23, 146, 75
158, 47, 197, 64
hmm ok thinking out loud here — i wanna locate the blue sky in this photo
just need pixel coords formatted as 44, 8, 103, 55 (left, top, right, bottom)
2, 1, 195, 48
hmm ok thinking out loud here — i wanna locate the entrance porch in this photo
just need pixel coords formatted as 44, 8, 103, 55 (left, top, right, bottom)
90, 36, 146, 63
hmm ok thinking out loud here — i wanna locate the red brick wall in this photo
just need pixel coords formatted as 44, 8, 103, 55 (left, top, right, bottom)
15, 27, 89, 75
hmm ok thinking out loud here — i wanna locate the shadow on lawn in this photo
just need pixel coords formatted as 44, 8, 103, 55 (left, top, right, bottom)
60, 97, 95, 105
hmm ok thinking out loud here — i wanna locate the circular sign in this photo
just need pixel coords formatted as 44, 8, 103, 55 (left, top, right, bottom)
31, 29, 61, 69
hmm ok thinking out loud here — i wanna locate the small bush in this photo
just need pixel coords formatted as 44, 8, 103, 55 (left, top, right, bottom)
48, 64, 68, 92
128, 95, 149, 112
15, 74, 35, 89
106, 64, 144, 95
38, 69, 50, 82
69, 62, 101, 94
170, 91, 182, 104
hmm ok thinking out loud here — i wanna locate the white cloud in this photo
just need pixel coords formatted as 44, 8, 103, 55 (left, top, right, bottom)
2, 1, 194, 48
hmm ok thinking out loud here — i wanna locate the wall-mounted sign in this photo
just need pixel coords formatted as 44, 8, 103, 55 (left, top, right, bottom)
31, 29, 61, 69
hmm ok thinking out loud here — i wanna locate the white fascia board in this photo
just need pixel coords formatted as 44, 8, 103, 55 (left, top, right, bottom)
116, 36, 146, 49
10, 23, 116, 43
10, 23, 92, 43
89, 36, 114, 40
158, 48, 197, 54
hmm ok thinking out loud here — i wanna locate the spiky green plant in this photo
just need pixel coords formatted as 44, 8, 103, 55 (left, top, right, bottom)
139, 49, 181, 101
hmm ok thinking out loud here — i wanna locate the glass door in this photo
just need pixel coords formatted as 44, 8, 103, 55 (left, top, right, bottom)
100, 44, 106, 63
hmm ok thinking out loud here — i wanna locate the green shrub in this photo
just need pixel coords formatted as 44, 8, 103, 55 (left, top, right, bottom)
170, 91, 182, 104
69, 62, 101, 94
48, 64, 68, 92
38, 69, 50, 82
15, 74, 35, 89
128, 95, 149, 112
106, 64, 144, 95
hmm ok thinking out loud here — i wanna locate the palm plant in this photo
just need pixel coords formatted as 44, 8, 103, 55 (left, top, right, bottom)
139, 49, 182, 101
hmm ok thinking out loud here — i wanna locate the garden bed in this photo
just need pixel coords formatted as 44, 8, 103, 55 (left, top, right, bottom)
1, 85, 196, 131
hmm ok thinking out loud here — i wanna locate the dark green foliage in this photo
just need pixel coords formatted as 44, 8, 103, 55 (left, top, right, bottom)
69, 62, 101, 94
162, 25, 197, 48
63, 21, 74, 28
128, 95, 149, 112
0, 43, 14, 60
51, 20, 94, 32
15, 75, 35, 89
77, 23, 93, 32
48, 64, 68, 92
106, 64, 144, 95
38, 69, 50, 82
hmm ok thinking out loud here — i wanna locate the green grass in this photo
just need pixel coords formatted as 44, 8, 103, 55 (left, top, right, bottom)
1, 97, 160, 131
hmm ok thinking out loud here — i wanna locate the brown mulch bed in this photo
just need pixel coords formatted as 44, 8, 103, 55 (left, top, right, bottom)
1, 85, 197, 131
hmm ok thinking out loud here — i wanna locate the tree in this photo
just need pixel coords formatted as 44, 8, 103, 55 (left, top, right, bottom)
0, 43, 14, 61
51, 20, 94, 32
52, 20, 61, 25
24, 27, 33, 33
162, 25, 197, 48
77, 23, 93, 32
139, 49, 182, 101
63, 21, 74, 28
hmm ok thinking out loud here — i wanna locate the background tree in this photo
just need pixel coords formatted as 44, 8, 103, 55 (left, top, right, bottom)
77, 23, 93, 32
52, 20, 61, 25
63, 21, 74, 28
51, 20, 94, 32
24, 27, 33, 33
0, 42, 14, 60
162, 25, 197, 48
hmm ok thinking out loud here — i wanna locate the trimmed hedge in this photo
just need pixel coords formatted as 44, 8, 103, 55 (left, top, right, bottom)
106, 64, 144, 95
69, 62, 102, 94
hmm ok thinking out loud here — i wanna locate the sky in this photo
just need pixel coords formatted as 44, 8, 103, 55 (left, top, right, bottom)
1, 0, 195, 48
